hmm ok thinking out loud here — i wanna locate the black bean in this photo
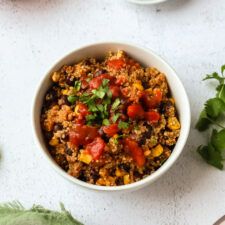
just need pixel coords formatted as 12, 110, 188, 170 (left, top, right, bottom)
78, 171, 87, 182
65, 147, 73, 156
53, 123, 63, 132
119, 163, 130, 172
55, 154, 68, 171
138, 125, 152, 145
44, 131, 53, 140
142, 81, 149, 89
66, 76, 75, 86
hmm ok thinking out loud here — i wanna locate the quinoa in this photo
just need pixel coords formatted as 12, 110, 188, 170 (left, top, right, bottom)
41, 50, 181, 186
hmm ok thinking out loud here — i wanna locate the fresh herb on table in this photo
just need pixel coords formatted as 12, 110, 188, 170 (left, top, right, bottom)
0, 201, 83, 225
196, 65, 225, 169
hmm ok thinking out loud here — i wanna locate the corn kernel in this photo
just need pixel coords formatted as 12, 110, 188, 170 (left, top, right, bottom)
152, 144, 163, 157
133, 82, 144, 91
62, 89, 69, 95
123, 174, 130, 185
78, 151, 92, 164
115, 168, 124, 177
74, 104, 80, 116
52, 72, 60, 82
49, 138, 59, 146
96, 178, 106, 186
144, 150, 151, 156
167, 117, 181, 130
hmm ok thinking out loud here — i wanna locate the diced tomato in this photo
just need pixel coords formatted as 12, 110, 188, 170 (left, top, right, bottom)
102, 124, 119, 137
107, 59, 125, 70
109, 85, 120, 98
127, 104, 145, 119
76, 103, 89, 117
89, 74, 113, 89
81, 79, 89, 89
141, 89, 162, 109
145, 111, 160, 123
124, 138, 145, 167
69, 125, 98, 146
86, 137, 106, 160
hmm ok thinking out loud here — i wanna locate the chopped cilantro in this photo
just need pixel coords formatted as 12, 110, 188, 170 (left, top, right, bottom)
118, 121, 129, 129
74, 81, 81, 91
111, 98, 120, 111
67, 95, 78, 104
102, 119, 110, 126
112, 113, 121, 123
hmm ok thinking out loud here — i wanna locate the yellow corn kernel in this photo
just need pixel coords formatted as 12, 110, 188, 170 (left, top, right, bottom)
74, 104, 80, 116
167, 117, 181, 130
78, 151, 92, 164
113, 134, 118, 139
115, 168, 124, 177
123, 174, 130, 185
52, 72, 60, 82
144, 150, 151, 156
133, 82, 144, 91
49, 138, 59, 146
152, 144, 163, 157
62, 89, 69, 95
96, 178, 106, 186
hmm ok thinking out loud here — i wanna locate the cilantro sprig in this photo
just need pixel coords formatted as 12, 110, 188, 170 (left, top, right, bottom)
196, 65, 225, 169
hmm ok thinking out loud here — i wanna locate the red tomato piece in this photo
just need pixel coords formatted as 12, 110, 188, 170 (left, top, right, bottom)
102, 124, 119, 137
124, 138, 145, 167
141, 89, 162, 109
109, 85, 120, 98
107, 59, 125, 70
127, 104, 145, 119
145, 111, 160, 123
69, 125, 98, 146
76, 103, 89, 117
86, 137, 106, 160
89, 74, 113, 89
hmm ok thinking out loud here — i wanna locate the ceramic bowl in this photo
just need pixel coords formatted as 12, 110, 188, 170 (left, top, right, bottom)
32, 42, 191, 192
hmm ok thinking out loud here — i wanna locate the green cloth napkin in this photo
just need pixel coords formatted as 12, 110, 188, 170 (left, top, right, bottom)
0, 202, 83, 225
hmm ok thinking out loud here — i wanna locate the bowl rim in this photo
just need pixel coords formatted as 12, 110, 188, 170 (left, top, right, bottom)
32, 41, 191, 191
127, 0, 168, 5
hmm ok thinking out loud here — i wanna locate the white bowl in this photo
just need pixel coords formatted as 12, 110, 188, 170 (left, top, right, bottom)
32, 42, 191, 192
127, 0, 168, 5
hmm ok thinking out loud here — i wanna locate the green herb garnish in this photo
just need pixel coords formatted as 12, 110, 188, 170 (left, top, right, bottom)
118, 121, 129, 129
102, 119, 110, 126
111, 98, 120, 111
67, 95, 78, 104
196, 65, 225, 169
74, 81, 81, 91
112, 113, 121, 123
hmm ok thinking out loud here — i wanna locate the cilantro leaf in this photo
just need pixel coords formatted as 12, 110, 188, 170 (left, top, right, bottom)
203, 72, 225, 84
67, 95, 78, 104
216, 84, 225, 103
112, 113, 121, 123
197, 144, 223, 170
102, 119, 110, 126
205, 97, 225, 118
111, 98, 120, 111
221, 64, 225, 75
211, 129, 225, 152
118, 121, 129, 129
74, 81, 81, 91
195, 110, 211, 131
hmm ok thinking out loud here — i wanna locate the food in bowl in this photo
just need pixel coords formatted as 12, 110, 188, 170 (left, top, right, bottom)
40, 50, 181, 186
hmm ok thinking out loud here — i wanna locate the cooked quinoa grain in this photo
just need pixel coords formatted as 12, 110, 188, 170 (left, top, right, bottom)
41, 50, 180, 186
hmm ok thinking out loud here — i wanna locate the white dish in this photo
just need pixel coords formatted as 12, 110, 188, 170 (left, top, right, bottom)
32, 42, 191, 192
127, 0, 168, 5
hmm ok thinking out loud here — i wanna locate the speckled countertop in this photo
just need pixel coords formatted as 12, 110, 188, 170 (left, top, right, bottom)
0, 0, 225, 224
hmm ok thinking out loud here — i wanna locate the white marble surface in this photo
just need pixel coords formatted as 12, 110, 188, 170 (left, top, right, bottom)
1, 0, 225, 224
